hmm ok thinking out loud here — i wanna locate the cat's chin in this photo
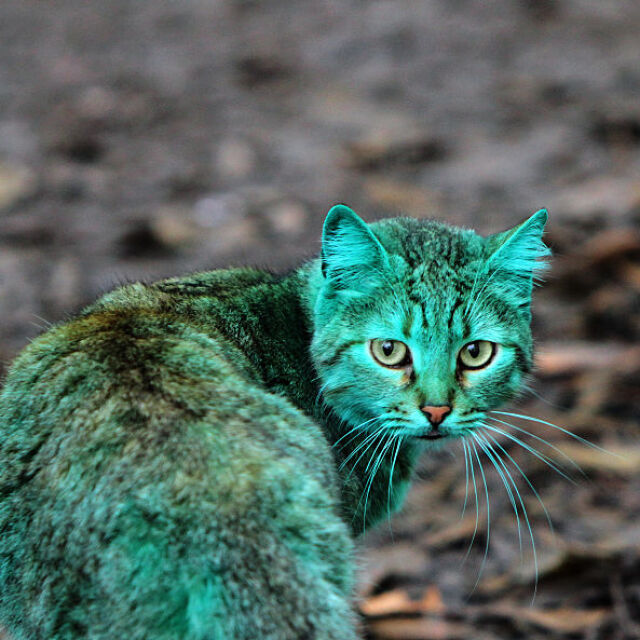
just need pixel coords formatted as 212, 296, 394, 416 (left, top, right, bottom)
414, 433, 451, 448
414, 430, 467, 447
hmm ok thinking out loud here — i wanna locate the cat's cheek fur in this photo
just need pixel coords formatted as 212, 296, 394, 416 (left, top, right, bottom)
462, 356, 524, 409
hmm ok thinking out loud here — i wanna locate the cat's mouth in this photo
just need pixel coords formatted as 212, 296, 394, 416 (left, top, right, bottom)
418, 431, 445, 440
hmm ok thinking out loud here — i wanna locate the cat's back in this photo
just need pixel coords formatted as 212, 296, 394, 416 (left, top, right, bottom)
0, 268, 333, 512
0, 270, 354, 640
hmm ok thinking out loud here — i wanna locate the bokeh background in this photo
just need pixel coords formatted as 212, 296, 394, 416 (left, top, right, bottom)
1, 1, 639, 638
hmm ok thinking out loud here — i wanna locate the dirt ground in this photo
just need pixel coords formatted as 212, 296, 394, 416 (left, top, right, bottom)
1, 1, 639, 638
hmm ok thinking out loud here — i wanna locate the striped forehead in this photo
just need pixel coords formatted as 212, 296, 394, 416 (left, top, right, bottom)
402, 261, 517, 348
406, 257, 469, 303
402, 259, 473, 342
405, 288, 465, 336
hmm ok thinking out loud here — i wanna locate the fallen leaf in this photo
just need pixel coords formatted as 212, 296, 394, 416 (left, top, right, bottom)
364, 178, 444, 217
550, 442, 640, 475
423, 514, 481, 549
345, 135, 447, 171
420, 585, 446, 614
369, 617, 480, 640
361, 589, 419, 618
579, 227, 640, 265
361, 586, 445, 618
485, 603, 610, 633
535, 342, 640, 376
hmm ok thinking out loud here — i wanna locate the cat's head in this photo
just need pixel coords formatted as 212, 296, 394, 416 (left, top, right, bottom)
309, 205, 550, 444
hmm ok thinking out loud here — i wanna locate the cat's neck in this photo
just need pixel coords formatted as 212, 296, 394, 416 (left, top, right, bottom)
158, 264, 419, 534
297, 263, 420, 533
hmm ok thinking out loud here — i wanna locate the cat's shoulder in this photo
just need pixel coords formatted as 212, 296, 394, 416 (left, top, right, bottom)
1, 268, 273, 404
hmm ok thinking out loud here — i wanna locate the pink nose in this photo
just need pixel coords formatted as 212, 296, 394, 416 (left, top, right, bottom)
420, 405, 451, 426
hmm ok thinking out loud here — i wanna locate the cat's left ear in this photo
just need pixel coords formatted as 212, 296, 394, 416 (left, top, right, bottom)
485, 209, 551, 293
321, 204, 389, 293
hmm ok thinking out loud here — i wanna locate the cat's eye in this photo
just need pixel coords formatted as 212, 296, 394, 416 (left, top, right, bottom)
458, 340, 496, 370
369, 339, 412, 368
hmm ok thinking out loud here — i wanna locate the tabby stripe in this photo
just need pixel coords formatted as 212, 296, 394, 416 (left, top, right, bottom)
447, 298, 463, 331
320, 340, 360, 368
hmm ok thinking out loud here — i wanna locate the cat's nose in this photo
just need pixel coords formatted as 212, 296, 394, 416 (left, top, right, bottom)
420, 405, 451, 426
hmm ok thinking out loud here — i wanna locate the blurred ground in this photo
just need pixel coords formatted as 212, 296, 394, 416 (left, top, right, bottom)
1, 1, 639, 638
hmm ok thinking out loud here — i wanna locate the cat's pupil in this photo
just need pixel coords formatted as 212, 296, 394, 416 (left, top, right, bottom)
382, 341, 394, 357
467, 342, 480, 358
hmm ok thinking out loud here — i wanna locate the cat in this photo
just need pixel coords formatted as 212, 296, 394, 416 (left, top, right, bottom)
0, 204, 549, 639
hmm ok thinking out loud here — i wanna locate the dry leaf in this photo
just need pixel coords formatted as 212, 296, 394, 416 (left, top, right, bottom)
550, 442, 640, 475
579, 228, 640, 265
536, 342, 640, 376
361, 589, 419, 618
369, 617, 478, 640
486, 603, 610, 633
361, 586, 445, 618
419, 585, 446, 614
364, 178, 443, 217
423, 514, 481, 549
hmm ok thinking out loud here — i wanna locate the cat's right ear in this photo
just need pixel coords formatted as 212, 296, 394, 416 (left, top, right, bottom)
484, 209, 551, 297
321, 204, 388, 293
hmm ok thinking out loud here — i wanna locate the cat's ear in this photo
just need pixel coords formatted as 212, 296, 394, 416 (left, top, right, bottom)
321, 204, 388, 293
485, 209, 551, 294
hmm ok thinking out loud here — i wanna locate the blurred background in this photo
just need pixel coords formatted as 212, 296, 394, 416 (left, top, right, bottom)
1, 1, 639, 638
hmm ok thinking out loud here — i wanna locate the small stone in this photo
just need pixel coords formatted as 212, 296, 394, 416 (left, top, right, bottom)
234, 55, 291, 87
550, 177, 640, 219
76, 86, 117, 121
151, 207, 200, 247
364, 178, 443, 217
344, 126, 448, 172
263, 200, 307, 235
216, 139, 255, 179
193, 192, 247, 228
0, 162, 37, 211
47, 259, 83, 311
207, 217, 258, 253
118, 222, 175, 259
0, 120, 38, 159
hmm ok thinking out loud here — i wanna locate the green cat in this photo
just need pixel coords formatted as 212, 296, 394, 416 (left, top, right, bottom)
0, 205, 549, 639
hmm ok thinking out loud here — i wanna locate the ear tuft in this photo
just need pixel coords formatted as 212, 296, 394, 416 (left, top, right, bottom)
321, 205, 388, 292
486, 208, 551, 292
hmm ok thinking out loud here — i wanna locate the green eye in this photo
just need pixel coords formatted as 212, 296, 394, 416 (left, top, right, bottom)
458, 340, 496, 370
370, 339, 411, 368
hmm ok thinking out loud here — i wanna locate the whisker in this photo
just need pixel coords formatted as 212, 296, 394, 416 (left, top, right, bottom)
480, 427, 555, 534
460, 439, 471, 520
476, 431, 540, 601
518, 383, 561, 408
333, 416, 381, 449
340, 428, 385, 477
480, 431, 552, 603
490, 410, 617, 455
339, 427, 381, 466
486, 416, 587, 477
350, 435, 388, 524
361, 437, 396, 532
469, 435, 491, 587
463, 437, 481, 563
387, 436, 403, 526
481, 423, 577, 485
365, 432, 391, 473
473, 432, 523, 555
314, 380, 331, 408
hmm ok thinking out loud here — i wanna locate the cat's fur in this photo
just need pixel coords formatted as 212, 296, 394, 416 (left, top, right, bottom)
0, 205, 549, 639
